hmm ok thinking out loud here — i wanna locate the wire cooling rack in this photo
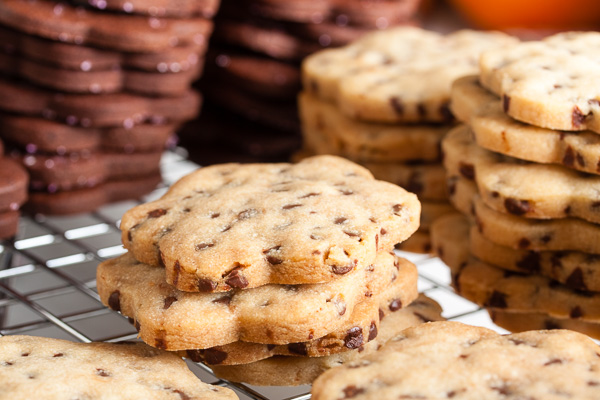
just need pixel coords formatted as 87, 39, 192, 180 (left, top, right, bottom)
0, 149, 508, 400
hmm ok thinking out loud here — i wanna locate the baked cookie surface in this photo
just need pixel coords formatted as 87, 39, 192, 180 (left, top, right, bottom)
121, 155, 420, 292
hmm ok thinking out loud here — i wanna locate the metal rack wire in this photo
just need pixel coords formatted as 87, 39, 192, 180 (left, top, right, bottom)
0, 149, 504, 400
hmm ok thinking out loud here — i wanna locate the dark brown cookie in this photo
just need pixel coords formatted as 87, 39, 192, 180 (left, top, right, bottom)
0, 0, 213, 53
0, 114, 175, 154
0, 157, 28, 213
206, 48, 300, 100
0, 50, 203, 95
26, 172, 161, 215
0, 25, 207, 73
71, 0, 220, 18
0, 76, 201, 128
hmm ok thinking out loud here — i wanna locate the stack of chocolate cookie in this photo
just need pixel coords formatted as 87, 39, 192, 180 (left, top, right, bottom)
0, 138, 28, 239
185, 0, 423, 162
96, 155, 441, 386
298, 27, 518, 253
433, 31, 600, 339
0, 0, 216, 214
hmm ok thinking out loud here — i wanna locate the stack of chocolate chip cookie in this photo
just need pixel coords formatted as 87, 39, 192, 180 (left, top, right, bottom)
97, 155, 441, 386
433, 31, 600, 339
298, 27, 518, 253
0, 138, 28, 239
0, 0, 217, 214
185, 0, 423, 162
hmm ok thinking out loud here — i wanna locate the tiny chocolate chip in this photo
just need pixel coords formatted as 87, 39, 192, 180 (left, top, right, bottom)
155, 339, 166, 350
342, 385, 365, 399
195, 242, 215, 251
96, 369, 111, 377
389, 299, 402, 311
379, 308, 385, 320
172, 260, 181, 287
299, 192, 320, 198
486, 291, 508, 308
390, 97, 404, 115
335, 217, 347, 224
147, 209, 167, 218
439, 102, 454, 122
163, 296, 177, 310
566, 268, 587, 291
185, 350, 202, 362
380, 228, 387, 235
203, 349, 228, 365
238, 209, 258, 220
224, 267, 248, 289
502, 95, 511, 112
213, 296, 232, 306
339, 189, 354, 195
210, 212, 220, 218
344, 327, 364, 349
282, 204, 302, 210
563, 146, 576, 167
516, 252, 540, 273
458, 162, 475, 180
572, 105, 587, 128
504, 198, 531, 215
108, 291, 121, 312
53, 353, 64, 358
541, 234, 552, 244
392, 204, 403, 215
518, 238, 531, 249
332, 264, 354, 275
368, 321, 378, 341
570, 306, 584, 318
172, 389, 191, 400
197, 278, 218, 292
288, 343, 307, 356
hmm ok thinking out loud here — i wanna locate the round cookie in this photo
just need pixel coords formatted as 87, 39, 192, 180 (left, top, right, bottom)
210, 294, 444, 386
302, 27, 517, 123
311, 321, 600, 400
443, 125, 600, 224
71, 0, 220, 18
300, 92, 449, 163
120, 155, 421, 292
97, 251, 418, 349
432, 213, 600, 323
0, 0, 213, 53
0, 335, 237, 400
489, 309, 600, 340
479, 31, 600, 133
181, 269, 414, 365
449, 75, 498, 123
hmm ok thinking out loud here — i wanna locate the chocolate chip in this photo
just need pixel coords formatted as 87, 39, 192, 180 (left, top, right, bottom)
491, 382, 511, 396
238, 208, 258, 220
197, 278, 218, 292
288, 343, 307, 356
195, 242, 215, 251
516, 252, 540, 273
544, 358, 564, 366
570, 306, 583, 318
53, 353, 64, 358
185, 350, 202, 362
439, 101, 454, 122
379, 309, 385, 320
203, 349, 228, 365
344, 327, 364, 349
332, 264, 354, 275
172, 260, 181, 287
147, 209, 167, 218
127, 223, 140, 242
486, 291, 507, 308
267, 344, 276, 351
518, 238, 531, 249
96, 369, 111, 377
155, 339, 166, 350
566, 268, 587, 291
225, 267, 248, 289
343, 230, 360, 238
339, 189, 354, 195
108, 291, 121, 312
572, 105, 587, 128
504, 198, 531, 215
342, 385, 365, 399
458, 162, 475, 180
502, 95, 511, 112
163, 296, 177, 309
545, 320, 561, 330
380, 228, 387, 235
392, 204, 403, 215
389, 298, 402, 311
335, 217, 347, 224
210, 212, 220, 218
563, 146, 576, 167
368, 321, 378, 341
213, 296, 232, 305
172, 389, 191, 400
541, 234, 552, 244
390, 97, 404, 115
299, 192, 320, 198
21, 353, 29, 357
282, 204, 302, 210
